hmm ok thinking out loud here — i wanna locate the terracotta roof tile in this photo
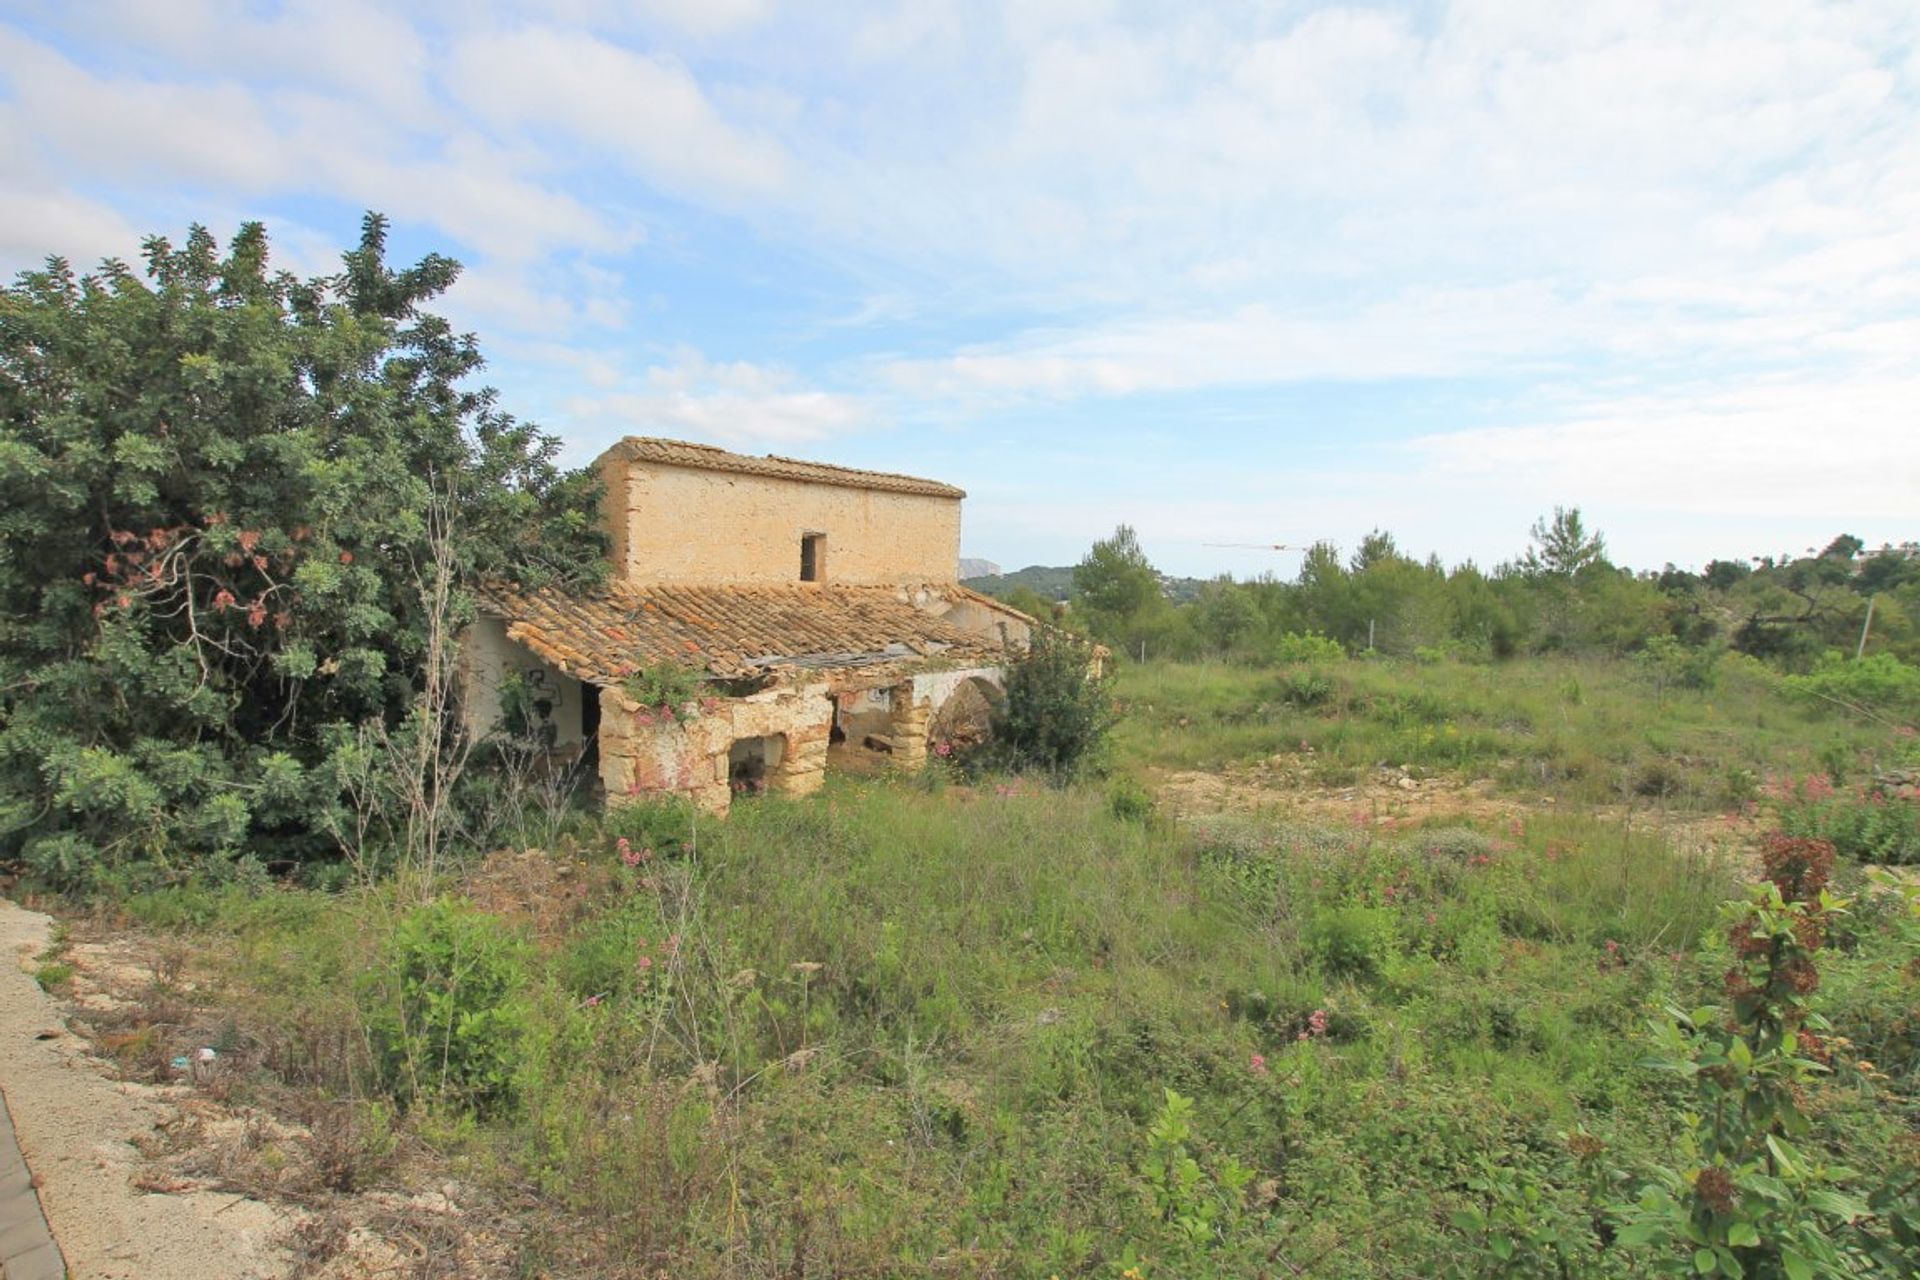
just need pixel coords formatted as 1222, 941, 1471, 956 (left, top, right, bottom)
478, 581, 1016, 683
599, 437, 966, 499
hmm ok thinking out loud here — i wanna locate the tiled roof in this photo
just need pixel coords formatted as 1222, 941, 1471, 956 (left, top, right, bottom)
600, 437, 966, 499
477, 581, 1013, 683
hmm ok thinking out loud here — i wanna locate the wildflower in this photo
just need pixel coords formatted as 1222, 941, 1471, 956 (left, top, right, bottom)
637, 954, 654, 973
935, 740, 953, 757
1250, 1052, 1268, 1075
212, 589, 237, 611
1507, 817, 1524, 837
338, 550, 353, 564
1298, 1009, 1329, 1041
1693, 1165, 1736, 1216
583, 994, 603, 1008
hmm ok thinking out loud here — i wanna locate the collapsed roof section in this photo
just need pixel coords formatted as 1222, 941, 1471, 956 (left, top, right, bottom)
477, 580, 1030, 684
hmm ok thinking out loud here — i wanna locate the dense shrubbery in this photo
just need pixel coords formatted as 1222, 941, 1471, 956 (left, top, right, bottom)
0, 216, 604, 891
979, 624, 1116, 778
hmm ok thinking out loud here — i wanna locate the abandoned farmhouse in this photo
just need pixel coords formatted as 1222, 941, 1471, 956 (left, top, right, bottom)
464, 437, 1034, 813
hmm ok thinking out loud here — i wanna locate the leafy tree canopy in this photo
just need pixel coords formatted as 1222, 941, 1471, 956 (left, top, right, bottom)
0, 214, 605, 888
1073, 524, 1162, 629
1522, 506, 1610, 579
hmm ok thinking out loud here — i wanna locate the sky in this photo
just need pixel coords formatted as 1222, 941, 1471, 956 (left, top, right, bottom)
2, 0, 1916, 580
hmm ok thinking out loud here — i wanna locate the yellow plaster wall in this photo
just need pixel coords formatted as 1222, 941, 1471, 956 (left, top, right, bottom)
604, 459, 962, 587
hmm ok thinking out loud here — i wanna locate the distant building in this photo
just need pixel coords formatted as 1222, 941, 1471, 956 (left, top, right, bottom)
465, 438, 1032, 813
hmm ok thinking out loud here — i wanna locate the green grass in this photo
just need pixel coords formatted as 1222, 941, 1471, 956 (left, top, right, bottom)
33, 961, 74, 991
1112, 654, 1890, 810
93, 654, 1920, 1277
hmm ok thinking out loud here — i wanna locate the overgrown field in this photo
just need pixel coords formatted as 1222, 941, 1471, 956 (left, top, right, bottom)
1115, 655, 1903, 816
65, 656, 1920, 1276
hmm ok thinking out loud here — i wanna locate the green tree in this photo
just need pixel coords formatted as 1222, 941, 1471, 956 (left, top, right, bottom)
1522, 506, 1609, 579
0, 215, 605, 888
1073, 525, 1160, 622
1073, 524, 1174, 654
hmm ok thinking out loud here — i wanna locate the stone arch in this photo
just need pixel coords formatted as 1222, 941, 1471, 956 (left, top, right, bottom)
926, 675, 1004, 756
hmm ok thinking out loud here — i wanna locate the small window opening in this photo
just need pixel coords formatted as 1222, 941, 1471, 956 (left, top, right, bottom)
800, 533, 826, 582
728, 735, 783, 796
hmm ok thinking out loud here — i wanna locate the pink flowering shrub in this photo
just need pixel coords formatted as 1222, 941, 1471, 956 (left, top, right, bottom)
1772, 772, 1920, 865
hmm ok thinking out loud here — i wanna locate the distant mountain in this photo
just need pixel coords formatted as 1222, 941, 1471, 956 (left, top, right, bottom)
963, 564, 1210, 604
963, 564, 1076, 601
957, 557, 1001, 579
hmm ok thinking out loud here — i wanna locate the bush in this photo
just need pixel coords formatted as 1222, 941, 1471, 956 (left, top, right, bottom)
1270, 631, 1347, 664
984, 626, 1116, 778
1783, 652, 1920, 718
1776, 777, 1920, 865
1279, 670, 1335, 709
359, 899, 530, 1115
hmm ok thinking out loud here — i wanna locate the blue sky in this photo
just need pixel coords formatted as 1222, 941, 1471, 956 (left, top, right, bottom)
3, 1, 1916, 578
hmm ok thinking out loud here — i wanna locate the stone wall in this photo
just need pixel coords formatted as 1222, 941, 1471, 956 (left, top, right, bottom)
458, 614, 589, 749
601, 456, 962, 588
600, 679, 834, 814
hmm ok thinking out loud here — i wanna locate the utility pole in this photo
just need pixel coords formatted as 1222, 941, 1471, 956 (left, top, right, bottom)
1856, 595, 1877, 660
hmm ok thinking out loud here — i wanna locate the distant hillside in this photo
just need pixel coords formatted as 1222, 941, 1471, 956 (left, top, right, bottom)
957, 557, 1001, 579
964, 564, 1209, 604
964, 564, 1075, 601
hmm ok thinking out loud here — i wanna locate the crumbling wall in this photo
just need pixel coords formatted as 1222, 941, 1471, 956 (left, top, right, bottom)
599, 679, 833, 814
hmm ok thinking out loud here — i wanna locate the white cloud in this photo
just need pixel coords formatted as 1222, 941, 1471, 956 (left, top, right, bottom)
0, 28, 636, 265
561, 349, 868, 452
1408, 377, 1920, 523
445, 27, 788, 201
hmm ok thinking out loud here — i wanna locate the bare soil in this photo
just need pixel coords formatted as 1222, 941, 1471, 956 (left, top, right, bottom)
1153, 758, 1763, 860
0, 897, 520, 1279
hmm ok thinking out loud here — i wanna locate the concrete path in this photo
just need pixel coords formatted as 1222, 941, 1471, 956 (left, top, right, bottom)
0, 899, 290, 1279
0, 1072, 64, 1279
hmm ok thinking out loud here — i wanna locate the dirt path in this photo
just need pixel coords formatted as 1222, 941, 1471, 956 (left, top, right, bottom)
0, 898, 292, 1280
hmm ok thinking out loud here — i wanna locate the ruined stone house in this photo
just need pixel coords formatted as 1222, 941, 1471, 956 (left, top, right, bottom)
462, 437, 1033, 813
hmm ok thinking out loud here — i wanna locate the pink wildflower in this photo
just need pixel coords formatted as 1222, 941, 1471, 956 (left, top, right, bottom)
637, 954, 654, 973
1250, 1052, 1269, 1075
1298, 1009, 1330, 1041
583, 994, 603, 1008
618, 837, 641, 867
935, 741, 953, 757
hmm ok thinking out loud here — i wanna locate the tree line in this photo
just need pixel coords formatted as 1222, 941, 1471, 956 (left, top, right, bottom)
990, 515, 1918, 669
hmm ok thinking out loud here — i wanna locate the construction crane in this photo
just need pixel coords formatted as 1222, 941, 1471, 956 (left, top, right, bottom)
1203, 542, 1310, 552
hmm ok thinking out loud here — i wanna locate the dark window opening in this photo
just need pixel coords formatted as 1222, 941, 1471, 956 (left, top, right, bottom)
729, 735, 783, 796
800, 533, 825, 582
